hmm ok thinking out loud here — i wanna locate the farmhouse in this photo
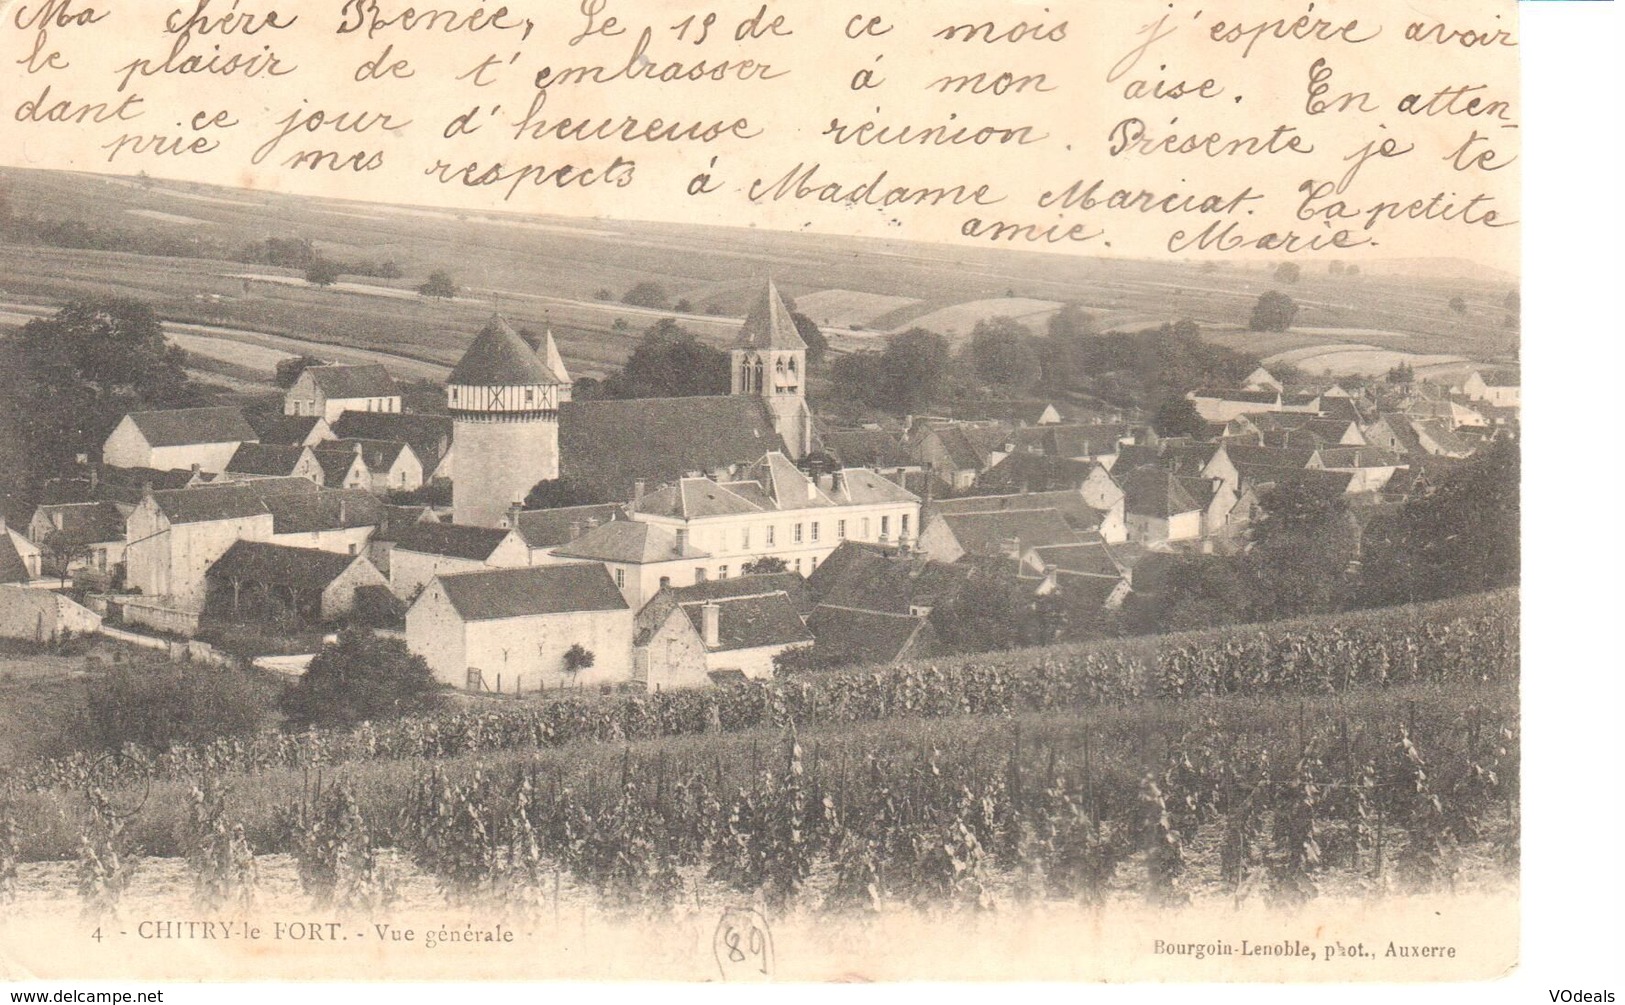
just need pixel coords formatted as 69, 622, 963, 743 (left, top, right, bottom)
206, 540, 389, 622
102, 406, 259, 474
25, 501, 126, 578
1119, 467, 1203, 545
332, 411, 455, 483
405, 563, 633, 692
329, 439, 423, 493
284, 364, 401, 422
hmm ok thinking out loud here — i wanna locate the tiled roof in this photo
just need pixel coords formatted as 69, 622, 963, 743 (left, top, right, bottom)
747, 452, 833, 509
806, 605, 934, 667
934, 508, 1080, 556
822, 429, 913, 469
1040, 423, 1132, 459
635, 478, 763, 520
1223, 444, 1316, 470
150, 478, 317, 525
1120, 467, 1202, 519
371, 504, 434, 542
930, 490, 1107, 534
435, 563, 628, 621
667, 572, 816, 617
553, 519, 707, 564
31, 501, 124, 545
926, 425, 989, 471
449, 316, 562, 387
304, 364, 398, 400
392, 522, 514, 560
331, 438, 412, 474
1175, 476, 1221, 509
511, 504, 626, 549
559, 396, 785, 500
207, 540, 361, 591
264, 489, 383, 535
253, 415, 327, 445
1190, 389, 1279, 404
126, 407, 257, 447
820, 555, 973, 615
734, 279, 806, 351
1028, 541, 1121, 578
977, 453, 1095, 493
805, 540, 894, 600
680, 592, 812, 652
312, 446, 366, 487
831, 468, 919, 506
331, 412, 453, 472
226, 443, 312, 477
1316, 446, 1402, 469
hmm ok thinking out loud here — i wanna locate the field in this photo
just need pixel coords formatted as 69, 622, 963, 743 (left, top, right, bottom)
1264, 344, 1474, 379
0, 168, 1519, 383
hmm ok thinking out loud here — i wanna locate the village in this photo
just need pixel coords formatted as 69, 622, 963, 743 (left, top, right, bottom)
0, 278, 1519, 696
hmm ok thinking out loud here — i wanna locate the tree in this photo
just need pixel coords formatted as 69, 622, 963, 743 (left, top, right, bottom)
279, 629, 446, 729
275, 354, 327, 389
1249, 291, 1299, 332
2, 298, 198, 495
305, 258, 341, 287
674, 298, 694, 313
593, 288, 614, 301
742, 556, 790, 575
523, 477, 607, 510
1242, 476, 1357, 620
929, 575, 1051, 653
602, 318, 730, 399
789, 311, 828, 366
1152, 396, 1206, 438
1448, 295, 1467, 315
967, 316, 1040, 388
870, 328, 951, 414
621, 282, 669, 309
1046, 303, 1096, 340
418, 270, 458, 300
1385, 361, 1415, 384
1275, 262, 1302, 284
562, 644, 596, 674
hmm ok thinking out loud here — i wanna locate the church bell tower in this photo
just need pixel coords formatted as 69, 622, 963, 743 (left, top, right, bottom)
448, 317, 571, 527
731, 279, 811, 459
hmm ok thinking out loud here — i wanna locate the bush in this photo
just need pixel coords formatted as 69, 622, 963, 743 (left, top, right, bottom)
82, 661, 278, 753
279, 629, 446, 730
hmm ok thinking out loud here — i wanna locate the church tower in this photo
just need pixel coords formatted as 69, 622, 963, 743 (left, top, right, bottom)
448, 316, 571, 527
731, 279, 811, 459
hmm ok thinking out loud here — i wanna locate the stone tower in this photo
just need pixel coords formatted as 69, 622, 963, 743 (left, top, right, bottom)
730, 279, 811, 458
448, 317, 570, 527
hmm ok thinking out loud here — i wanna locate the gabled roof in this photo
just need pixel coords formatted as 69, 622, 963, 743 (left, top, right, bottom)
805, 540, 895, 600
977, 453, 1095, 493
1373, 412, 1426, 455
930, 490, 1108, 533
1473, 367, 1520, 387
371, 504, 435, 543
934, 508, 1080, 556
1316, 446, 1403, 469
820, 554, 974, 615
1175, 476, 1222, 510
207, 540, 364, 591
391, 522, 515, 560
225, 443, 312, 477
253, 415, 329, 446
1040, 423, 1132, 459
331, 438, 414, 474
312, 445, 367, 487
679, 592, 812, 652
830, 468, 920, 506
552, 519, 707, 564
433, 563, 628, 621
264, 489, 383, 535
1120, 466, 1202, 519
540, 330, 572, 384
124, 407, 257, 447
148, 478, 317, 524
923, 424, 990, 471
302, 364, 398, 400
822, 429, 914, 469
747, 452, 833, 508
1027, 541, 1122, 578
449, 316, 562, 387
31, 501, 125, 545
667, 573, 816, 618
560, 396, 785, 500
511, 504, 626, 549
635, 478, 763, 520
331, 412, 453, 472
806, 605, 934, 667
1223, 444, 1316, 470
1411, 419, 1473, 457
1189, 388, 1280, 405
734, 279, 806, 351
0, 532, 33, 584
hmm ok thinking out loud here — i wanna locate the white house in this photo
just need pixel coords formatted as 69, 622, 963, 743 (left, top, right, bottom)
387, 522, 531, 599
122, 483, 303, 609
405, 563, 633, 691
102, 406, 259, 474
284, 365, 401, 423
1119, 467, 1204, 545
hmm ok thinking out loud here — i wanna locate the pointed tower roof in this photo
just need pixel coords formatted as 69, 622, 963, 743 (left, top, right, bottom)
735, 279, 806, 352
540, 329, 571, 384
449, 316, 561, 386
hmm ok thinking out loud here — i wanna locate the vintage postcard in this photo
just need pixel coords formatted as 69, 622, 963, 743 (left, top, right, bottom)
0, 0, 1526, 985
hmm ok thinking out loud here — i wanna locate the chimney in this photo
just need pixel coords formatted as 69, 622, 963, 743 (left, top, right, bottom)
339, 497, 348, 525
675, 527, 688, 554
568, 520, 582, 541
701, 602, 720, 648
817, 472, 834, 491
191, 462, 201, 476
632, 479, 646, 507
506, 500, 521, 528
89, 464, 99, 490
141, 480, 154, 500
806, 478, 816, 500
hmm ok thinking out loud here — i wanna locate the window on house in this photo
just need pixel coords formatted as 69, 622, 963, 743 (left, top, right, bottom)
741, 527, 750, 549
766, 526, 776, 546
659, 576, 671, 590
615, 568, 625, 589
525, 388, 535, 403
838, 519, 846, 539
880, 515, 890, 539
862, 517, 871, 538
811, 522, 819, 542
695, 568, 708, 583
718, 565, 729, 580
901, 513, 910, 535
794, 557, 802, 573
794, 523, 803, 544
348, 543, 358, 555
810, 557, 818, 570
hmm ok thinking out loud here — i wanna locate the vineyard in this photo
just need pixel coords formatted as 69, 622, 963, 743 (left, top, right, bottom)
0, 592, 1518, 919
9, 590, 1516, 790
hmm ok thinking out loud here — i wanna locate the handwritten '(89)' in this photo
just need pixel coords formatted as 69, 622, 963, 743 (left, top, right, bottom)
713, 908, 774, 981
